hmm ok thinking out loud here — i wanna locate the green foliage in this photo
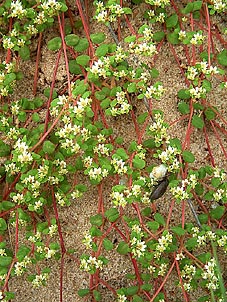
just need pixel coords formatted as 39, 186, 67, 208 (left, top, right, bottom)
117, 241, 130, 255
182, 150, 195, 163
47, 37, 62, 51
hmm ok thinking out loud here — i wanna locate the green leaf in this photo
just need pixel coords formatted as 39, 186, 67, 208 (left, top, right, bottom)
0, 201, 14, 211
154, 213, 165, 226
150, 68, 159, 78
177, 89, 190, 100
105, 208, 119, 222
182, 1, 202, 14
147, 221, 159, 231
126, 286, 139, 296
193, 1, 203, 11
76, 55, 90, 66
93, 290, 101, 301
115, 148, 128, 160
43, 140, 55, 154
78, 289, 90, 297
137, 112, 148, 124
198, 213, 208, 224
152, 31, 165, 42
141, 283, 152, 291
47, 37, 62, 51
178, 101, 190, 114
90, 33, 106, 44
0, 218, 7, 232
44, 88, 57, 99
101, 98, 110, 109
74, 38, 89, 52
192, 115, 204, 129
210, 206, 225, 220
95, 44, 109, 57
32, 113, 40, 122
65, 34, 79, 46
166, 14, 178, 28
202, 79, 212, 92
0, 140, 10, 157
182, 150, 195, 163
127, 82, 137, 93
132, 156, 146, 169
90, 226, 102, 237
171, 226, 186, 236
124, 35, 136, 43
167, 32, 179, 45
90, 214, 103, 227
0, 256, 12, 267
217, 49, 227, 66
18, 45, 30, 60
16, 245, 30, 262
117, 241, 130, 255
185, 237, 197, 250
211, 177, 221, 188
69, 60, 81, 74
204, 107, 216, 120
182, 2, 194, 14
132, 295, 143, 302
103, 238, 114, 251
143, 139, 156, 149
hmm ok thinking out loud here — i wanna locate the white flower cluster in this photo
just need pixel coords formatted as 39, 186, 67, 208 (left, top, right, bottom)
90, 57, 110, 78
10, 0, 26, 18
40, 0, 62, 15
145, 0, 170, 8
213, 188, 226, 202
55, 192, 67, 207
73, 97, 92, 118
0, 61, 17, 96
110, 91, 131, 116
181, 264, 196, 291
130, 237, 147, 258
189, 86, 206, 99
13, 139, 33, 164
154, 231, 173, 258
115, 46, 128, 63
110, 191, 127, 207
88, 166, 109, 181
158, 263, 168, 276
82, 233, 93, 249
212, 0, 227, 12
144, 83, 165, 100
130, 224, 147, 258
178, 30, 187, 41
148, 113, 169, 145
170, 175, 196, 202
32, 272, 49, 287
129, 41, 157, 57
14, 256, 31, 276
202, 258, 218, 290
117, 294, 128, 302
27, 231, 42, 243
190, 31, 205, 45
186, 61, 219, 81
157, 145, 180, 172
94, 1, 125, 23
213, 167, 227, 182
36, 245, 57, 259
217, 234, 227, 253
80, 256, 104, 272
111, 157, 128, 175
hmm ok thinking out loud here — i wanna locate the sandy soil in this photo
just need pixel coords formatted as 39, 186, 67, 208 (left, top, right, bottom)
3, 1, 227, 302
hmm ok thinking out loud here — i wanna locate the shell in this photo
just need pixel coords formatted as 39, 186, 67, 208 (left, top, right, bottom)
150, 164, 167, 180
150, 177, 169, 201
